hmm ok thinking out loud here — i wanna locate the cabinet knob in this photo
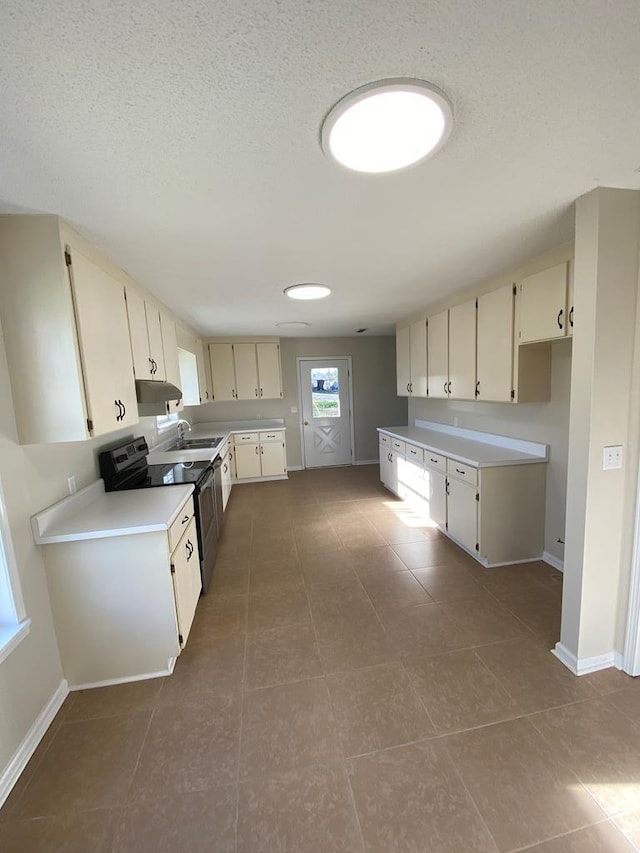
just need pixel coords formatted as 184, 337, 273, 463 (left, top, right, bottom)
569, 306, 574, 328
181, 515, 189, 524
255, 388, 258, 397
303, 421, 309, 426
557, 308, 564, 330
255, 446, 259, 454
475, 380, 480, 398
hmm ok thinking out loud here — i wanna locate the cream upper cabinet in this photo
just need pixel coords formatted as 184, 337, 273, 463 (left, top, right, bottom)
67, 248, 139, 437
396, 325, 411, 396
195, 339, 211, 403
517, 261, 568, 343
477, 285, 514, 402
396, 320, 427, 397
209, 343, 237, 401
125, 288, 166, 381
567, 259, 574, 337
448, 300, 476, 400
234, 343, 259, 400
0, 215, 142, 443
256, 342, 283, 399
160, 312, 183, 413
427, 309, 449, 398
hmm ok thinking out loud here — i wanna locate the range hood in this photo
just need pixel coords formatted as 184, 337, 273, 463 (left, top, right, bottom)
135, 379, 182, 404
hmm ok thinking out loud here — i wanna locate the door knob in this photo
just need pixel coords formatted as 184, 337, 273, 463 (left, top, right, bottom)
303, 420, 309, 426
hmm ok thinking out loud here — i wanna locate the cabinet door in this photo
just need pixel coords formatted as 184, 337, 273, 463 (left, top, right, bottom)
233, 343, 259, 400
427, 310, 449, 398
160, 313, 183, 413
448, 300, 476, 400
425, 467, 447, 529
146, 305, 167, 380
518, 262, 568, 343
210, 343, 237, 401
125, 288, 154, 379
195, 339, 211, 403
567, 260, 574, 337
260, 440, 286, 476
67, 248, 139, 436
170, 517, 201, 647
396, 325, 411, 396
379, 444, 393, 488
234, 442, 262, 479
409, 319, 428, 397
221, 446, 232, 509
256, 343, 283, 399
477, 285, 514, 402
447, 478, 478, 553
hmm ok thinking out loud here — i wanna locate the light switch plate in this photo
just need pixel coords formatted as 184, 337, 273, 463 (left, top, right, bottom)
603, 445, 623, 470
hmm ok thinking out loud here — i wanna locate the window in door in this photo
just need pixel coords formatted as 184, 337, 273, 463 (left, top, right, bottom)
311, 367, 341, 418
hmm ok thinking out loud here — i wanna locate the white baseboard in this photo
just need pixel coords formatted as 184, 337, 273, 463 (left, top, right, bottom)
552, 642, 622, 675
286, 465, 304, 472
543, 551, 564, 572
0, 679, 69, 809
354, 459, 378, 466
69, 661, 175, 690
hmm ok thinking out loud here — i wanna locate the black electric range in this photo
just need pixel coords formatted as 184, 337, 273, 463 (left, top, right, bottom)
99, 437, 222, 593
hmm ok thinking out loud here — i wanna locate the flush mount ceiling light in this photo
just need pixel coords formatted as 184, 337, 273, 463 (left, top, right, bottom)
321, 78, 453, 173
284, 283, 331, 300
276, 321, 311, 328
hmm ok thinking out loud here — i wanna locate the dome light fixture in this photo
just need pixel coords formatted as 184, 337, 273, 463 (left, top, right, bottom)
276, 321, 311, 328
284, 283, 331, 300
321, 78, 453, 173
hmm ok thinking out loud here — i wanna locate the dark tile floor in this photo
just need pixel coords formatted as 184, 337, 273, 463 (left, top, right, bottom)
2, 465, 640, 851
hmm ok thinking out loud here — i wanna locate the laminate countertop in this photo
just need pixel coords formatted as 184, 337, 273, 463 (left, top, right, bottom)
148, 419, 287, 464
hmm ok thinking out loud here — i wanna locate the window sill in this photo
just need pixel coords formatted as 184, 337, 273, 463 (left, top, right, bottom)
0, 618, 31, 665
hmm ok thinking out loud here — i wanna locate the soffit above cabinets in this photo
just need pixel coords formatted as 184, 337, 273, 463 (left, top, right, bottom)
0, 2, 639, 337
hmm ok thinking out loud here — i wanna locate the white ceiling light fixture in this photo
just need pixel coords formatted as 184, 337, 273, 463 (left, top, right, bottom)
321, 78, 453, 173
284, 283, 331, 300
276, 321, 311, 328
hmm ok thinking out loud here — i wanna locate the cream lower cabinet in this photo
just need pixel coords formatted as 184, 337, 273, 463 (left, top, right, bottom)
220, 440, 233, 510
40, 495, 200, 688
234, 431, 287, 480
378, 432, 546, 566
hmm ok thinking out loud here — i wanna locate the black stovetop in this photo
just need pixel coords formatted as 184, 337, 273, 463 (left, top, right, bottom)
99, 436, 212, 492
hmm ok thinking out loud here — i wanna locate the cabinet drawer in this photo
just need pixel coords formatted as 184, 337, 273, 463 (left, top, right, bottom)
168, 496, 195, 553
379, 433, 391, 446
446, 459, 478, 486
424, 451, 446, 471
391, 438, 406, 454
234, 432, 260, 444
259, 430, 284, 442
405, 443, 424, 464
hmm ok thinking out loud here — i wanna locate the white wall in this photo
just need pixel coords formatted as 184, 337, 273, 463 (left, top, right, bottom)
409, 339, 571, 563
188, 336, 408, 468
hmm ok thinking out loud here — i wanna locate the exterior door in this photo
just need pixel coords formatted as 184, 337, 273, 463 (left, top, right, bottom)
299, 358, 353, 468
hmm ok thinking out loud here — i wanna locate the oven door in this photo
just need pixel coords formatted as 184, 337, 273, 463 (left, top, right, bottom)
194, 466, 219, 593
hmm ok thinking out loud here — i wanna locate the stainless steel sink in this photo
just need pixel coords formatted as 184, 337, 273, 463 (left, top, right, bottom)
166, 437, 223, 450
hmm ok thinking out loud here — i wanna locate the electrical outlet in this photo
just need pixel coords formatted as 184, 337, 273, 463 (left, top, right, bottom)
290, 406, 298, 414
603, 445, 623, 470
67, 476, 77, 495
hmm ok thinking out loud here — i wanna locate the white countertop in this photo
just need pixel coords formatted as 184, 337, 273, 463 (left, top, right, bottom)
31, 480, 195, 544
377, 421, 548, 468
148, 419, 286, 464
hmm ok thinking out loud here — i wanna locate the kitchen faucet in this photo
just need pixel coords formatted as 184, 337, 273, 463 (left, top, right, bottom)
175, 419, 192, 448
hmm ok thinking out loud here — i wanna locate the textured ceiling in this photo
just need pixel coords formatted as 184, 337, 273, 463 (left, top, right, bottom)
1, 1, 639, 337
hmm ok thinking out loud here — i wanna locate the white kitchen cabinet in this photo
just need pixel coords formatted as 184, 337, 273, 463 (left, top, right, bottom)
427, 309, 449, 398
160, 312, 183, 414
234, 430, 287, 480
424, 466, 447, 529
476, 285, 514, 402
209, 343, 237, 401
220, 440, 233, 509
395, 321, 428, 398
448, 300, 477, 400
125, 288, 167, 381
446, 476, 478, 554
379, 441, 394, 491
517, 261, 569, 343
0, 216, 143, 444
234, 441, 262, 479
567, 259, 574, 337
170, 515, 201, 646
196, 339, 212, 403
35, 489, 200, 687
257, 342, 283, 399
233, 343, 259, 400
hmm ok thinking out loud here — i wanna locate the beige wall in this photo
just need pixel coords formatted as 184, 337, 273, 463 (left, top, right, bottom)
409, 339, 571, 563
189, 336, 408, 468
